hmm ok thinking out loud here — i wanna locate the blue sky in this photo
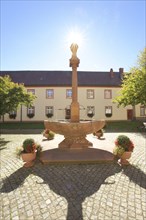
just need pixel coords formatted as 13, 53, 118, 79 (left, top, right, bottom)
1, 0, 145, 72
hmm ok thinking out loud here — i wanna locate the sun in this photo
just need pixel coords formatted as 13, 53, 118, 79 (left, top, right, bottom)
65, 27, 85, 48
67, 31, 83, 46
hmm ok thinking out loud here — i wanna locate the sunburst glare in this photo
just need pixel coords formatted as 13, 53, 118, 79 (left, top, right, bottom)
65, 27, 86, 49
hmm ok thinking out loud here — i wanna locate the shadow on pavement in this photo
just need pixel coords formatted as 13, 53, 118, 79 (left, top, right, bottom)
1, 162, 146, 220
122, 165, 146, 189
0, 138, 11, 150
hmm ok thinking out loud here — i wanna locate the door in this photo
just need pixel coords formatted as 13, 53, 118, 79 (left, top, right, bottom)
127, 109, 133, 120
65, 108, 71, 119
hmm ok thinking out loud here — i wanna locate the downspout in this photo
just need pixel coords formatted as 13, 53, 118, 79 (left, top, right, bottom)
20, 105, 22, 122
132, 105, 136, 120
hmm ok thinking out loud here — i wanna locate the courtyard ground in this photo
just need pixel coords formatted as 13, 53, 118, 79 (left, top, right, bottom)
0, 132, 146, 220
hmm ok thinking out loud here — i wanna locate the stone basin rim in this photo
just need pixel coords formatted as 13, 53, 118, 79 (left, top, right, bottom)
44, 120, 106, 136
44, 119, 105, 124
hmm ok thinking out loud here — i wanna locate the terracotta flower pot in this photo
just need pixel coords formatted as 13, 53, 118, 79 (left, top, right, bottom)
96, 132, 103, 139
21, 150, 37, 167
43, 132, 54, 140
43, 133, 50, 139
119, 151, 132, 165
93, 130, 103, 139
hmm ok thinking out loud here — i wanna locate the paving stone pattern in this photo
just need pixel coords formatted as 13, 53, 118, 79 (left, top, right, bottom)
0, 133, 146, 220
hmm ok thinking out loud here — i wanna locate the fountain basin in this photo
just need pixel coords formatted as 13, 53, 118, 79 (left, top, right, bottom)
44, 120, 105, 149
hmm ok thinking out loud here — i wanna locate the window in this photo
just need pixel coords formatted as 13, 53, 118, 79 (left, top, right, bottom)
9, 110, 17, 119
65, 106, 71, 119
87, 106, 95, 118
46, 89, 54, 99
46, 106, 54, 118
104, 89, 112, 99
105, 106, 112, 117
27, 106, 35, 118
27, 89, 35, 94
66, 89, 72, 98
140, 106, 146, 116
87, 89, 94, 99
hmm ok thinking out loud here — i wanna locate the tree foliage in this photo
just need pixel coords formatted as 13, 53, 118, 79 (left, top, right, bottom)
114, 48, 146, 107
0, 75, 36, 116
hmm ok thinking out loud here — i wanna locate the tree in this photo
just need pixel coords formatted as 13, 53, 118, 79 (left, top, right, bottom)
114, 48, 146, 115
0, 75, 36, 116
137, 47, 146, 69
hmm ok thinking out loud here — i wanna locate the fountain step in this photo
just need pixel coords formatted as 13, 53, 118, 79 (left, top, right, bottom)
40, 148, 115, 164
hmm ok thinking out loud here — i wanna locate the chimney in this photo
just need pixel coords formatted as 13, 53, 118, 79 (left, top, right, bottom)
119, 68, 124, 79
110, 68, 114, 78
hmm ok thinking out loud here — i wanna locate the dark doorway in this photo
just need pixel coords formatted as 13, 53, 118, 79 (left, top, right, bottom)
65, 108, 71, 119
127, 109, 133, 120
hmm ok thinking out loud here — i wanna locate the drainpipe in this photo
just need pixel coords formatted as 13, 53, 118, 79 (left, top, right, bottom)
132, 105, 136, 120
20, 105, 22, 122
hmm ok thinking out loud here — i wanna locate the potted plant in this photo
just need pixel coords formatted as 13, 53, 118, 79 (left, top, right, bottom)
16, 138, 42, 167
9, 111, 17, 119
93, 129, 104, 139
46, 113, 53, 118
42, 129, 55, 140
27, 113, 34, 118
113, 135, 134, 165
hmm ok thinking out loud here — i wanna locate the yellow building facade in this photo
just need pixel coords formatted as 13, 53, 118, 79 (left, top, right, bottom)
0, 70, 145, 122
1, 86, 143, 122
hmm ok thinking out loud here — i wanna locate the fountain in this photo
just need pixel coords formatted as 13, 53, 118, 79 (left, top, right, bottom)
44, 43, 105, 149
41, 44, 114, 163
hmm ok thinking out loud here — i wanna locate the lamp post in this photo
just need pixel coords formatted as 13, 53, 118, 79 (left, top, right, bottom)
69, 43, 80, 122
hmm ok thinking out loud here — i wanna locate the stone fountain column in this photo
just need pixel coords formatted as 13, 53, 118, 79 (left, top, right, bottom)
70, 43, 80, 122
44, 43, 105, 150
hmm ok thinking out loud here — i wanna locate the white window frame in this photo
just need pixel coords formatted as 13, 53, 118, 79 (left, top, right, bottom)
105, 106, 112, 116
87, 89, 94, 99
27, 89, 35, 95
140, 106, 146, 116
46, 89, 54, 99
27, 106, 35, 115
46, 106, 54, 115
66, 89, 72, 98
104, 89, 112, 99
87, 106, 95, 117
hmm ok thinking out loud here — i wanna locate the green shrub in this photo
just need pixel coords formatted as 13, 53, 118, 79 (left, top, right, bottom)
22, 138, 36, 153
43, 129, 55, 140
113, 135, 135, 157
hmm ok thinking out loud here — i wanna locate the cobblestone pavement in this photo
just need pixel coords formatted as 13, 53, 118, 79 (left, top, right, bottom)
0, 133, 146, 220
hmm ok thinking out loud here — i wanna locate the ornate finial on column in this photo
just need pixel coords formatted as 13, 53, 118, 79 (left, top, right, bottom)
70, 43, 78, 58
70, 43, 80, 68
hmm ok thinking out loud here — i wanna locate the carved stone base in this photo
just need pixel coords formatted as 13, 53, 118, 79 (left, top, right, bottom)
59, 136, 93, 149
